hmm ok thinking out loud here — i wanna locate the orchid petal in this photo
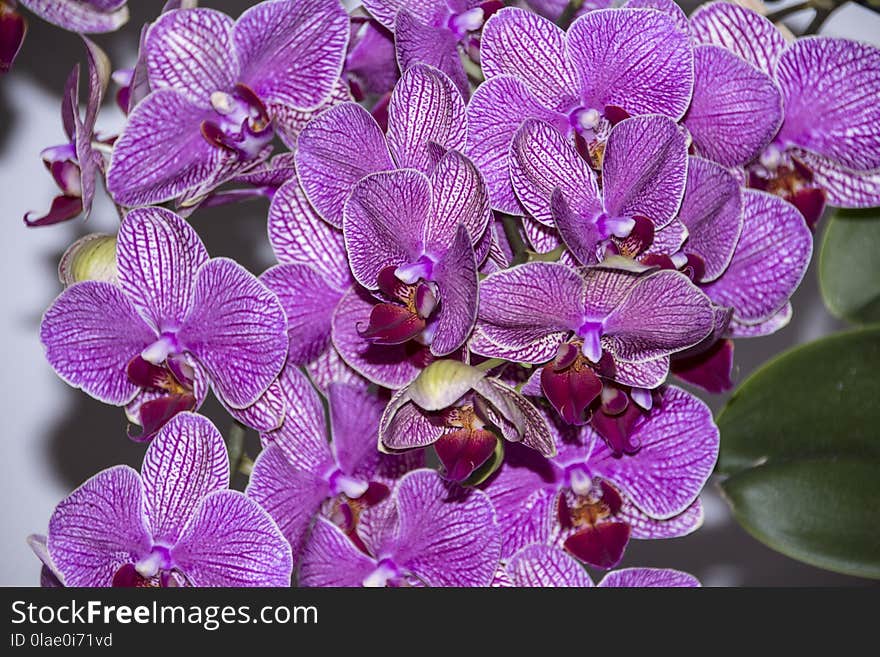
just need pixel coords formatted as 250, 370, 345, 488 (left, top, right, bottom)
685, 45, 782, 168
178, 258, 288, 408
702, 191, 812, 324
171, 490, 292, 586
141, 412, 229, 545
235, 0, 348, 110
47, 466, 150, 587
567, 8, 693, 119
40, 281, 155, 405
296, 102, 394, 227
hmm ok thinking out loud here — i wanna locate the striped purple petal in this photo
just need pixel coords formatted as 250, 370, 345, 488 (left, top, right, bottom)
795, 151, 880, 208
298, 516, 378, 587
480, 7, 575, 111
106, 89, 230, 207
689, 2, 784, 77
332, 286, 423, 388
145, 8, 238, 107
677, 157, 743, 282
684, 45, 782, 168
387, 64, 468, 173
622, 497, 703, 539
466, 75, 569, 213
567, 8, 693, 120
116, 207, 208, 332
40, 281, 156, 405
481, 442, 558, 558
246, 444, 329, 561
427, 150, 491, 250
295, 102, 395, 227
598, 567, 699, 587
170, 490, 292, 586
505, 544, 594, 587
702, 191, 812, 325
367, 469, 501, 587
395, 11, 469, 99
775, 37, 880, 172
343, 169, 432, 289
178, 258, 288, 409
587, 386, 718, 519
47, 466, 151, 587
141, 412, 229, 545
234, 0, 348, 111
20, 0, 129, 33
268, 178, 350, 290
510, 118, 601, 226
603, 270, 715, 363
474, 262, 585, 363
261, 264, 343, 366
431, 225, 478, 355
602, 114, 688, 229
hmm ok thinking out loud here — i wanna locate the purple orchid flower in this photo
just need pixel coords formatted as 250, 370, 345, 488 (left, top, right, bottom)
40, 413, 292, 587
298, 468, 500, 587
345, 16, 399, 102
40, 207, 289, 440
379, 359, 555, 481
262, 176, 363, 391
361, 0, 502, 98
468, 6, 694, 212
342, 161, 488, 357
247, 363, 422, 565
24, 38, 108, 227
296, 63, 474, 226
472, 262, 715, 426
0, 1, 26, 73
18, 0, 128, 33
508, 114, 689, 264
106, 0, 349, 208
499, 544, 699, 587
691, 2, 880, 228
482, 385, 716, 570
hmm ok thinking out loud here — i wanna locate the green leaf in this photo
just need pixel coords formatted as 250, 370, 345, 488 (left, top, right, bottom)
819, 207, 880, 324
717, 326, 880, 577
721, 459, 880, 579
717, 325, 880, 476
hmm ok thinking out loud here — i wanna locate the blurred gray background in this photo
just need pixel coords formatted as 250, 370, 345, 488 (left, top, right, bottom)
1, 1, 877, 587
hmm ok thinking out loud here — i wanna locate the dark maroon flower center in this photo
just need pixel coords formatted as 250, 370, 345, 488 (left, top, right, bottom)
559, 479, 631, 570
434, 404, 498, 482
748, 146, 826, 230
358, 266, 439, 346
126, 355, 197, 442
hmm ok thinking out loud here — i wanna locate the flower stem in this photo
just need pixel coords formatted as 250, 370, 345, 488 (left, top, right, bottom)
556, 0, 585, 29
226, 421, 247, 476
499, 213, 529, 266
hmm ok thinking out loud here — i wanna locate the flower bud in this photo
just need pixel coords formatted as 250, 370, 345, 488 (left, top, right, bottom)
58, 233, 118, 287
409, 359, 485, 411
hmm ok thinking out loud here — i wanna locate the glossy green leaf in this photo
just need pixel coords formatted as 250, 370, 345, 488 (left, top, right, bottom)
721, 459, 880, 579
717, 326, 880, 476
717, 327, 880, 577
819, 208, 880, 324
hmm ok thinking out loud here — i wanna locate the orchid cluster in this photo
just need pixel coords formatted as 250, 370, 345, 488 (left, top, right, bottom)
11, 0, 879, 587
